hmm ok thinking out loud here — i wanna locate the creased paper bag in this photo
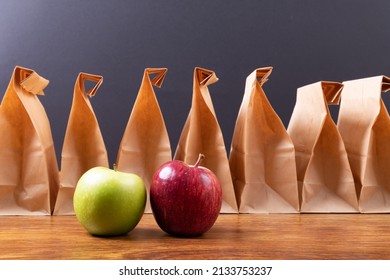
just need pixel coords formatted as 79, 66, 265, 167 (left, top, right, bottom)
174, 67, 238, 213
338, 76, 390, 213
116, 68, 171, 213
0, 66, 59, 215
229, 67, 299, 213
53, 72, 109, 215
287, 81, 359, 212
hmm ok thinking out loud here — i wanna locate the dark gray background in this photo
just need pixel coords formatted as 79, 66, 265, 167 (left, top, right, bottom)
1, 0, 389, 166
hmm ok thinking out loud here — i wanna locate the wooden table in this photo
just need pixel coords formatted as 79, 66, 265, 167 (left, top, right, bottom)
1, 214, 390, 260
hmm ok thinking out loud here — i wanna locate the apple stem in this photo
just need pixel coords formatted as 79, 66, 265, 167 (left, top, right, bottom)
113, 163, 118, 172
194, 154, 205, 168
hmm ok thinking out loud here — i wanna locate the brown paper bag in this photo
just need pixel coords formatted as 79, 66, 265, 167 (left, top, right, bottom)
53, 72, 109, 215
116, 68, 171, 213
229, 67, 299, 213
174, 67, 238, 213
287, 81, 359, 212
338, 76, 390, 213
0, 66, 59, 215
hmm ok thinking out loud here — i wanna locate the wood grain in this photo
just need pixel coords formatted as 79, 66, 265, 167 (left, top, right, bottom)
0, 214, 390, 260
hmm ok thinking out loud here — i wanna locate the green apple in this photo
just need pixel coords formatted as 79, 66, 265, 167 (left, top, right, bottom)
73, 166, 146, 236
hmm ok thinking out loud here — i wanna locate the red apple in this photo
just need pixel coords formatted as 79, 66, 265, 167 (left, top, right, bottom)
150, 154, 222, 237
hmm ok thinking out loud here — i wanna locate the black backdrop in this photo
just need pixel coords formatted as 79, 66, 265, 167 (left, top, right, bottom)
1, 0, 390, 166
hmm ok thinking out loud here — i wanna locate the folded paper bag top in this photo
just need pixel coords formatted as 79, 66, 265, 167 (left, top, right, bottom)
116, 68, 172, 213
174, 67, 238, 213
0, 66, 59, 215
53, 72, 109, 215
338, 75, 390, 213
229, 67, 299, 213
287, 81, 359, 213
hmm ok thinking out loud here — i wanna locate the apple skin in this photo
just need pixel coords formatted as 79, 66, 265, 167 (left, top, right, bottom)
150, 154, 222, 237
73, 166, 146, 236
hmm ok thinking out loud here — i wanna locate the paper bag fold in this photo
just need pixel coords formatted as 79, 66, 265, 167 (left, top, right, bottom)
116, 68, 171, 213
54, 72, 108, 215
0, 66, 59, 215
174, 67, 238, 213
338, 75, 390, 212
287, 81, 359, 212
229, 67, 299, 213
